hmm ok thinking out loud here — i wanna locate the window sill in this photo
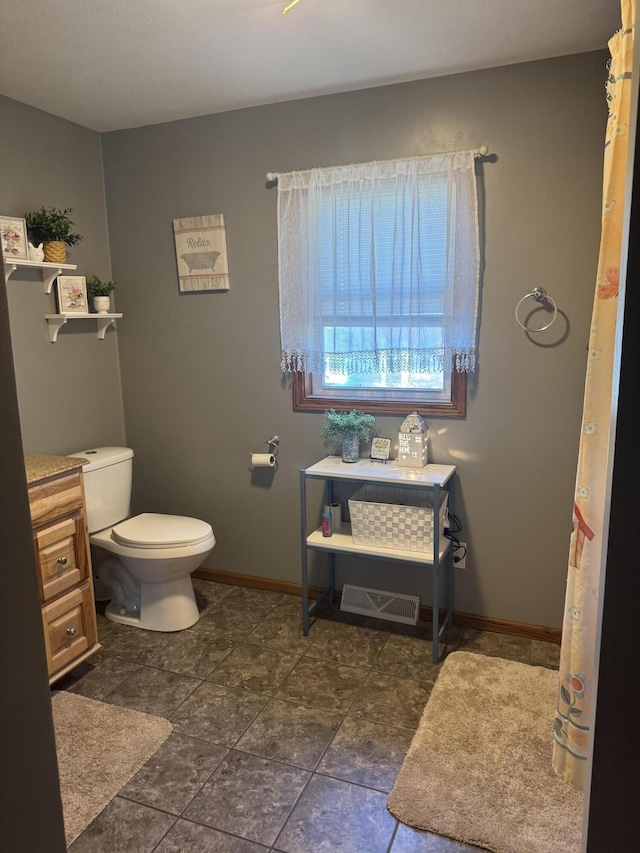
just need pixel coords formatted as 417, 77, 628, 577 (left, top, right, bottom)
291, 371, 466, 418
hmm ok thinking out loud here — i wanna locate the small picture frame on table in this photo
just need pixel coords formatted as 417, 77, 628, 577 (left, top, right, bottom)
370, 437, 392, 462
0, 215, 28, 261
57, 276, 88, 313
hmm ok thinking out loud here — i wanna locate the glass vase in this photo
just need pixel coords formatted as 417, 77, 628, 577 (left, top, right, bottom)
342, 432, 360, 463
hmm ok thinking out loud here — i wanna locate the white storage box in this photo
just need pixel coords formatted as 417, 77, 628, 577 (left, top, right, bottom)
348, 484, 448, 553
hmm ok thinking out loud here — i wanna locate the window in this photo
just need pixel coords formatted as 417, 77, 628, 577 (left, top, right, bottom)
276, 151, 480, 417
291, 365, 466, 417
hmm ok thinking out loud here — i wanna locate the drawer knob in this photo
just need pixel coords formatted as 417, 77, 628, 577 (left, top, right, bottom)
66, 627, 78, 638
57, 557, 68, 566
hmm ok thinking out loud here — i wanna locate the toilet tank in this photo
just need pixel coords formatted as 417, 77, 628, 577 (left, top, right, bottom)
68, 447, 134, 534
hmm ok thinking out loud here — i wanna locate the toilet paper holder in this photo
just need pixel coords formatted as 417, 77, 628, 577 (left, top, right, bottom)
264, 435, 280, 457
249, 435, 280, 468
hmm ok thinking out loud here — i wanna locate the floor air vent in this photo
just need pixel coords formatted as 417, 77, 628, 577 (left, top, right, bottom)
340, 584, 420, 626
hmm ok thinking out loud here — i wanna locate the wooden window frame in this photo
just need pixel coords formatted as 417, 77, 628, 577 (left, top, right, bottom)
292, 367, 466, 418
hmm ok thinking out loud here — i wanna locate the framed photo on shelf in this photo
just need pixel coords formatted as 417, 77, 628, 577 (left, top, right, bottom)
0, 215, 28, 261
57, 276, 88, 313
370, 437, 392, 461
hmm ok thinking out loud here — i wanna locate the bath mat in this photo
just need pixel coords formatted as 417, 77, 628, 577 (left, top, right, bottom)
51, 691, 173, 846
387, 651, 584, 853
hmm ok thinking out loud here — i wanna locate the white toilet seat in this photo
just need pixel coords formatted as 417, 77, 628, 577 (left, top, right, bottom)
90, 520, 215, 562
112, 513, 213, 549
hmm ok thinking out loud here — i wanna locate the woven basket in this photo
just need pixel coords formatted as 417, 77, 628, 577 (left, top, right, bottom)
43, 241, 66, 263
349, 484, 448, 553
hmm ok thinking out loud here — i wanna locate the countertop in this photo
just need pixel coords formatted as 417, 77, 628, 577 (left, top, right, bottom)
25, 454, 86, 487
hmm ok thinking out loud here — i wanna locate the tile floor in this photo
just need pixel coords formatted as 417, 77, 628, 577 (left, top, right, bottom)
57, 579, 560, 852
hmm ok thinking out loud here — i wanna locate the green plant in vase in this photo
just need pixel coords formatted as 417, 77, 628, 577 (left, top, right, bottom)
322, 409, 376, 463
24, 206, 82, 264
87, 275, 117, 314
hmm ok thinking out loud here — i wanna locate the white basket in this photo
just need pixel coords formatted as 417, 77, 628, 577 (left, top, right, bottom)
349, 484, 448, 553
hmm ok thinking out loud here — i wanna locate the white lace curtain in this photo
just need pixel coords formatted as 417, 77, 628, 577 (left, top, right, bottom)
276, 150, 481, 375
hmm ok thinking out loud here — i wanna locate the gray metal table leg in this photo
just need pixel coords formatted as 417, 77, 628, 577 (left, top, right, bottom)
300, 468, 310, 636
446, 474, 456, 634
432, 482, 440, 664
325, 480, 335, 611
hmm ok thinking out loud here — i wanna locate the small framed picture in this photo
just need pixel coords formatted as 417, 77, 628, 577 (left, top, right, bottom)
0, 215, 28, 261
173, 213, 230, 292
370, 437, 392, 461
57, 276, 88, 313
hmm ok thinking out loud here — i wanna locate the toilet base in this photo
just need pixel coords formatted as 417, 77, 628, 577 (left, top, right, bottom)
104, 576, 200, 632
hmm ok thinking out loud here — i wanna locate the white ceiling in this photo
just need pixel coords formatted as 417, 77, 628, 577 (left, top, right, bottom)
0, 0, 620, 133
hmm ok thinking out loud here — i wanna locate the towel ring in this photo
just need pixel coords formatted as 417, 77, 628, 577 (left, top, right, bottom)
515, 288, 558, 332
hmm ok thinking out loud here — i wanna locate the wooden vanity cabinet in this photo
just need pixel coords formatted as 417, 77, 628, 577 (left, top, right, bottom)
28, 470, 100, 683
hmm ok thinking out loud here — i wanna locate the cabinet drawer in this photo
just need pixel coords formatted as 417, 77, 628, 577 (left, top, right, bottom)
29, 472, 84, 526
35, 514, 88, 602
42, 584, 98, 678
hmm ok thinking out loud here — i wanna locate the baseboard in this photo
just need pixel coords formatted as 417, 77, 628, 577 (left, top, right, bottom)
193, 566, 562, 644
448, 611, 561, 644
194, 567, 310, 598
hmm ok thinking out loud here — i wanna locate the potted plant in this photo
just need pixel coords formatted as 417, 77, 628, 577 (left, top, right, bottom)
322, 409, 376, 463
24, 206, 82, 264
86, 275, 117, 314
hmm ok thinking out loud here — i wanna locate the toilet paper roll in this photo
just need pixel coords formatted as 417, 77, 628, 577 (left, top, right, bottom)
251, 453, 276, 468
330, 502, 342, 531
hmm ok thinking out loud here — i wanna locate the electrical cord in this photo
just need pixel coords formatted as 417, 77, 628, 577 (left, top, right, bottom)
445, 512, 463, 535
444, 513, 467, 563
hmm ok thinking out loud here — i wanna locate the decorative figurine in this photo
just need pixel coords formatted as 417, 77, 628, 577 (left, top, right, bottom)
28, 241, 45, 262
398, 411, 429, 468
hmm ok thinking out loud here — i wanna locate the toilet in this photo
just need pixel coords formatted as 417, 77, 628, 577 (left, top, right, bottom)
70, 446, 215, 632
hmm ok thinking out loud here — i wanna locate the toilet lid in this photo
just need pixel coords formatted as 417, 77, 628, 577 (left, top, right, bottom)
111, 513, 213, 548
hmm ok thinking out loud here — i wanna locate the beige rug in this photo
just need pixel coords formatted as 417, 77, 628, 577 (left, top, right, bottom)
51, 691, 173, 846
387, 651, 584, 853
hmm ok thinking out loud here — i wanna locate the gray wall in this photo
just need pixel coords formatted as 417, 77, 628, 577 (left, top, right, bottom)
101, 51, 606, 629
0, 95, 125, 454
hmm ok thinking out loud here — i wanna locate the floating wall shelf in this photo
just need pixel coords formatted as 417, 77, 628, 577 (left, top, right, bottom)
45, 313, 123, 343
4, 258, 78, 294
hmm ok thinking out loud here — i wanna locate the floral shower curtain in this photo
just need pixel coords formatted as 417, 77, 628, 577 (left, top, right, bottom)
553, 0, 635, 790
